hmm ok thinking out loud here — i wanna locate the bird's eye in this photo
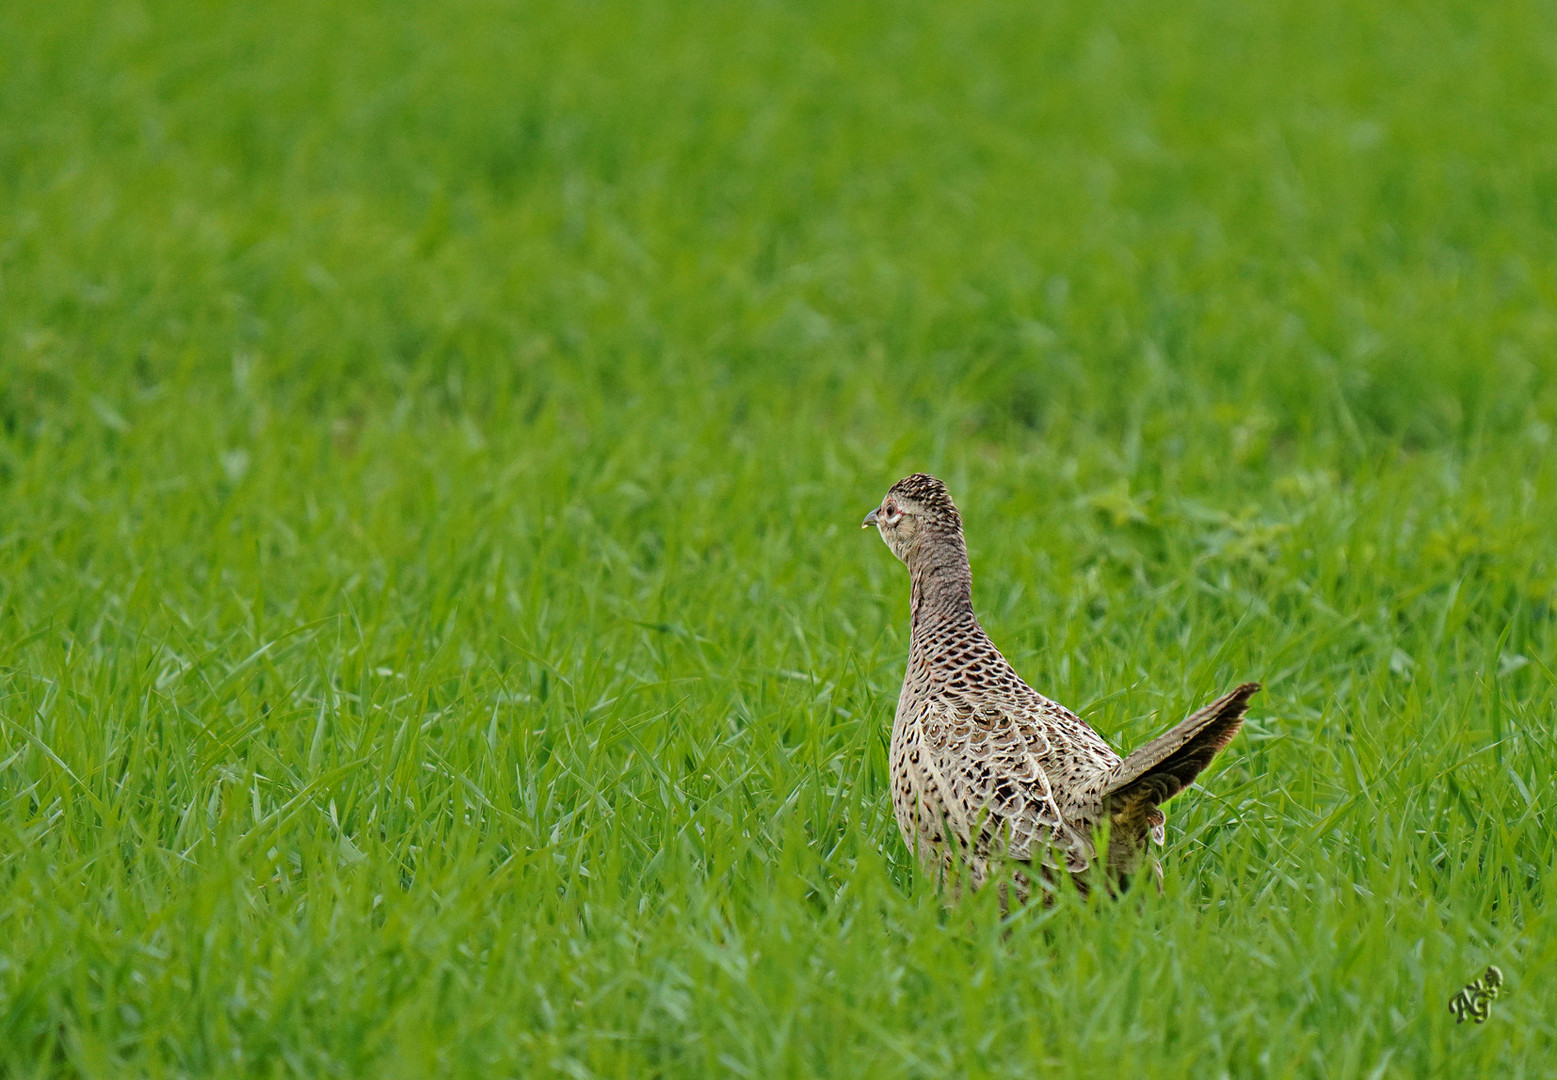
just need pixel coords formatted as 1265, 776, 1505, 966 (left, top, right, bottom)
884, 500, 898, 516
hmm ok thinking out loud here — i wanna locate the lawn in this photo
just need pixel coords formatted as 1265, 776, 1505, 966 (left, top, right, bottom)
3, 0, 1556, 1075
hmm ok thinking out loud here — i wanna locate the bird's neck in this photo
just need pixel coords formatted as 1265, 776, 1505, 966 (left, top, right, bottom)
907, 531, 976, 640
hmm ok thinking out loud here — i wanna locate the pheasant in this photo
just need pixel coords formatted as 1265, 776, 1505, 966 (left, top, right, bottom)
863, 473, 1258, 901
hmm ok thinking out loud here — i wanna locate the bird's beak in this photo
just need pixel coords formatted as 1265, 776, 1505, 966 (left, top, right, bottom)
862, 507, 880, 529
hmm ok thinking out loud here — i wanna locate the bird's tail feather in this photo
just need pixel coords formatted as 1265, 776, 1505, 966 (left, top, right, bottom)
1104, 682, 1261, 811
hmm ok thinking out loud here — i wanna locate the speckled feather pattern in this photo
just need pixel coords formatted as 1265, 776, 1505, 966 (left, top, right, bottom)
870, 473, 1255, 900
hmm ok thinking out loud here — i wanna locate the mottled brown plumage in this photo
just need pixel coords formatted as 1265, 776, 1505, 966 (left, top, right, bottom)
863, 473, 1259, 901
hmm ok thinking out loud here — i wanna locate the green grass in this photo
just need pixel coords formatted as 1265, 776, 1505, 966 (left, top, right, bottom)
4, 0, 1557, 1075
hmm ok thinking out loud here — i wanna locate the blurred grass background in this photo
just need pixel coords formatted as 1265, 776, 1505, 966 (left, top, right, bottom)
3, 0, 1556, 1075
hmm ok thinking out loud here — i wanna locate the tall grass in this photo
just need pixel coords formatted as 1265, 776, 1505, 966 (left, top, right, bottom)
3, 0, 1555, 1075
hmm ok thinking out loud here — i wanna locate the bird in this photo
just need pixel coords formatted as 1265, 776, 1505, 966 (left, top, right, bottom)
862, 472, 1258, 903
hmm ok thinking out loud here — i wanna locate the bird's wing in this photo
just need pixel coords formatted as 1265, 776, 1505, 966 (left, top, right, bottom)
918, 697, 1095, 873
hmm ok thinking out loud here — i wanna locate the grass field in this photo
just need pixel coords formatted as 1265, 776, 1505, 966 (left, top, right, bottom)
4, 0, 1557, 1075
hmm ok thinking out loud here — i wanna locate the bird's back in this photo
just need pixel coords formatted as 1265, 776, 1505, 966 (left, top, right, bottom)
890, 601, 1123, 892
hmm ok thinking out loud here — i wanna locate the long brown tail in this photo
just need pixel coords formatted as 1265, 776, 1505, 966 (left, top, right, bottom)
1105, 682, 1261, 812
1099, 682, 1259, 890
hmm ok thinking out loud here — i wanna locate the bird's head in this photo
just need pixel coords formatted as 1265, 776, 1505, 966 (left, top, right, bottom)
862, 473, 963, 564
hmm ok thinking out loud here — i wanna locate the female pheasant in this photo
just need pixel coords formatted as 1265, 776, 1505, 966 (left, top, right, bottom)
863, 473, 1258, 900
